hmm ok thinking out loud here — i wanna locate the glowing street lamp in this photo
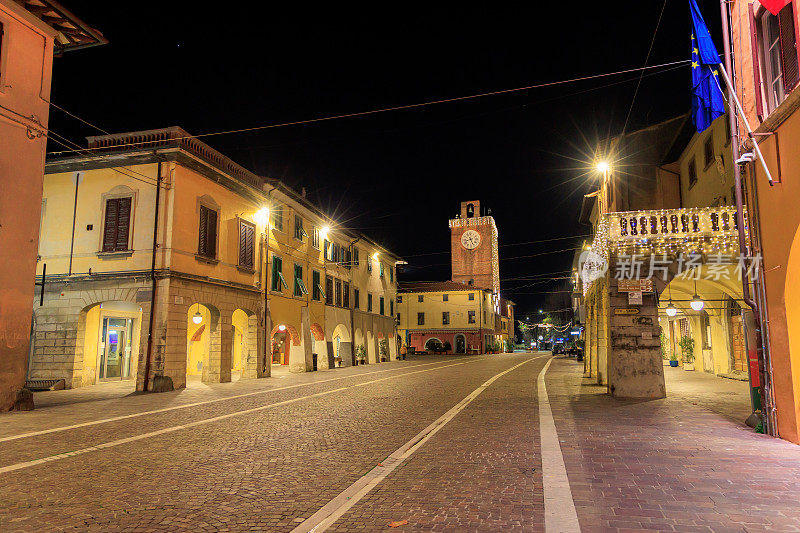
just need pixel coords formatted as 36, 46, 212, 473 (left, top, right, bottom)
690, 294, 705, 311
255, 207, 270, 227
191, 303, 203, 325
596, 161, 610, 173
278, 324, 286, 331
665, 302, 678, 317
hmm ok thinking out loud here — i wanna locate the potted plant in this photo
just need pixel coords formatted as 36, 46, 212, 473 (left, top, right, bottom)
669, 352, 679, 367
679, 335, 695, 371
379, 339, 389, 362
660, 333, 671, 367
355, 344, 367, 365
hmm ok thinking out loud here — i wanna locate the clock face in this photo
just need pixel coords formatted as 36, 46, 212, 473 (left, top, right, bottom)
461, 229, 481, 250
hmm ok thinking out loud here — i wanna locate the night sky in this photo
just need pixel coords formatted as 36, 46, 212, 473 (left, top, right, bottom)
49, 2, 724, 318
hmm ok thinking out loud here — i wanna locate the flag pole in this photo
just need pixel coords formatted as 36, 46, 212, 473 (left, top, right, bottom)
715, 64, 775, 186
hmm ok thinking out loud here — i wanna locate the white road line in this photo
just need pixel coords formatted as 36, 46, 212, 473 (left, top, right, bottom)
0, 357, 496, 475
538, 358, 581, 533
0, 359, 466, 443
291, 355, 542, 533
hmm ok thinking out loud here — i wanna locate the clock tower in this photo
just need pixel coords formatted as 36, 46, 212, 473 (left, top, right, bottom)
449, 200, 499, 294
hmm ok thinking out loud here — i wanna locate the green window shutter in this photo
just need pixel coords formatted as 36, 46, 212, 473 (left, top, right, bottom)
271, 256, 282, 291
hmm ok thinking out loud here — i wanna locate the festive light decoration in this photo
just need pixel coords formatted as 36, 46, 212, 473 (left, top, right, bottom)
582, 206, 748, 296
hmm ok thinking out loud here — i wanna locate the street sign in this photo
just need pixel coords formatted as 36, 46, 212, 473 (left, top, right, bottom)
614, 308, 640, 315
628, 291, 643, 305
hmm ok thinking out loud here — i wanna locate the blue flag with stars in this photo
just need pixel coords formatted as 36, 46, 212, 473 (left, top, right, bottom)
690, 0, 725, 132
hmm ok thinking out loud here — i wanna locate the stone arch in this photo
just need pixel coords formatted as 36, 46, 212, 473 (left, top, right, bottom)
270, 323, 300, 345
232, 308, 258, 380
187, 303, 222, 384
270, 322, 299, 366
454, 333, 467, 354
425, 337, 443, 352
310, 323, 325, 341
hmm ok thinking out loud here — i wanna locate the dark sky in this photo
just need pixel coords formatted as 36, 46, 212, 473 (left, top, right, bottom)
50, 2, 724, 318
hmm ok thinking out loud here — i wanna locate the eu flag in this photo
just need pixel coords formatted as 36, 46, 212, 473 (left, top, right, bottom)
690, 0, 725, 132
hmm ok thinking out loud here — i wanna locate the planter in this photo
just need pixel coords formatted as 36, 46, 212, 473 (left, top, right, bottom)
663, 359, 671, 366
380, 357, 387, 362
669, 360, 679, 367
684, 363, 695, 371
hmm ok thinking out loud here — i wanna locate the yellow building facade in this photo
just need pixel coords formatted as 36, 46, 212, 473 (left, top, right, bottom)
33, 127, 401, 391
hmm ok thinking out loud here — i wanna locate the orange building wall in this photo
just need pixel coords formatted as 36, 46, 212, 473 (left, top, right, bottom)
0, 4, 55, 410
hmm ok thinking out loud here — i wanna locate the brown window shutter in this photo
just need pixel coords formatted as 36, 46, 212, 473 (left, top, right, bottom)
206, 208, 217, 257
239, 220, 254, 268
749, 4, 765, 120
115, 197, 131, 251
779, 4, 799, 91
198, 206, 208, 255
103, 198, 119, 252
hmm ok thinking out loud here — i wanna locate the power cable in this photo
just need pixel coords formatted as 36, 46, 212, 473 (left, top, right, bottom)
49, 58, 692, 155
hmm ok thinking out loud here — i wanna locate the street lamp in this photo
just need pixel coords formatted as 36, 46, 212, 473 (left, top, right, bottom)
690, 280, 704, 311
255, 207, 270, 227
191, 303, 203, 325
596, 161, 610, 173
665, 302, 678, 317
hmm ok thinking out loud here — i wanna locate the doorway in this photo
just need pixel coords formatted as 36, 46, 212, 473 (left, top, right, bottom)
99, 317, 133, 380
455, 334, 466, 354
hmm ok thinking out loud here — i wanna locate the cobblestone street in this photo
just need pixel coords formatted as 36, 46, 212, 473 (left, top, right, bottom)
2, 354, 800, 532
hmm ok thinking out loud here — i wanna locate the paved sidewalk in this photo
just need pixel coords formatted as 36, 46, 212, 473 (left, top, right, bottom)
663, 365, 752, 425
548, 357, 800, 533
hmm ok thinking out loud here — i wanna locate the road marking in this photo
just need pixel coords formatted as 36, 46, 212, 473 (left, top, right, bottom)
0, 357, 500, 475
538, 358, 581, 533
291, 355, 541, 533
0, 358, 468, 443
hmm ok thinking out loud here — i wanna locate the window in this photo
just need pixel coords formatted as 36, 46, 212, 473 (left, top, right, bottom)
390, 266, 394, 283
294, 264, 307, 296
397, 295, 403, 304
335, 279, 342, 307
343, 282, 350, 308
417, 312, 425, 325
367, 293, 373, 312
468, 293, 475, 301
312, 227, 320, 249
443, 294, 448, 302
354, 288, 360, 309
325, 276, 334, 305
324, 239, 330, 260
397, 313, 401, 322
379, 262, 384, 278
270, 204, 283, 231
103, 196, 133, 252
688, 158, 697, 188
757, 4, 798, 114
442, 312, 450, 325
312, 270, 323, 301
380, 296, 385, 315
390, 299, 394, 316
468, 310, 476, 324
418, 295, 424, 303
352, 246, 360, 266
238, 219, 255, 268
344, 247, 352, 269
704, 136, 714, 167
294, 215, 307, 241
271, 255, 288, 292
367, 258, 372, 272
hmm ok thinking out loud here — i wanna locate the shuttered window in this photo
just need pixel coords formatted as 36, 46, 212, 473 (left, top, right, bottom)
102, 196, 132, 252
294, 264, 307, 296
271, 255, 287, 292
343, 282, 350, 308
367, 293, 373, 312
379, 296, 385, 315
779, 5, 799, 91
198, 205, 218, 258
238, 219, 255, 268
335, 279, 342, 306
353, 288, 360, 309
312, 270, 323, 301
325, 276, 334, 305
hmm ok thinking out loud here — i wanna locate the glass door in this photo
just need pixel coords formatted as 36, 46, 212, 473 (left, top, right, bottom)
100, 317, 133, 380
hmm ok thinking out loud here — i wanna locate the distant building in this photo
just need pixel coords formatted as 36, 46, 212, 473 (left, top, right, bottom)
0, 0, 105, 410
397, 200, 514, 354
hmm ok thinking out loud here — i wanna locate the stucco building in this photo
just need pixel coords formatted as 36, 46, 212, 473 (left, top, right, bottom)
397, 200, 514, 354
0, 0, 105, 410
32, 127, 401, 392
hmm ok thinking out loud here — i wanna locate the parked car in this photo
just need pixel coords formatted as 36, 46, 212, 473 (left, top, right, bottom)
552, 343, 565, 355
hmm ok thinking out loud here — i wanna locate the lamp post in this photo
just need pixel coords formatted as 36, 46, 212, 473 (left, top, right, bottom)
596, 161, 611, 213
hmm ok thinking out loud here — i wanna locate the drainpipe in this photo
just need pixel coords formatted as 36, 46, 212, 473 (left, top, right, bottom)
719, 1, 775, 435
67, 172, 81, 275
142, 160, 163, 392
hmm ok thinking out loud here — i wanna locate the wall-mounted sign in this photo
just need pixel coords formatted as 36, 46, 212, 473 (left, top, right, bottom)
628, 291, 643, 305
614, 308, 640, 315
618, 279, 653, 292
641, 331, 653, 340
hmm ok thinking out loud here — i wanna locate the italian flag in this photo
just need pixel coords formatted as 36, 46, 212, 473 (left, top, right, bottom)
760, 0, 792, 16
